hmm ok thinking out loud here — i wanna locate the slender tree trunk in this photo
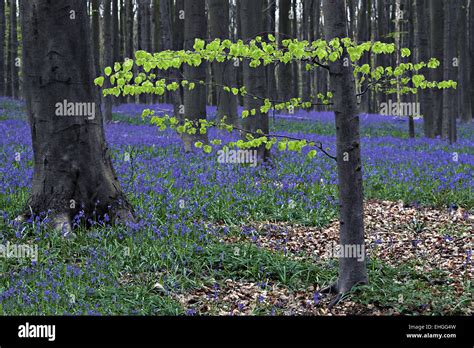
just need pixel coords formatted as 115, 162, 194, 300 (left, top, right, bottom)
265, 0, 277, 101
442, 0, 458, 143
430, 0, 444, 137
21, 0, 132, 233
415, 0, 433, 137
172, 0, 184, 117
278, 0, 292, 101
470, 0, 474, 120
459, 0, 472, 123
182, 0, 208, 152
301, 0, 311, 102
10, 0, 18, 98
160, 0, 173, 104
322, 0, 367, 296
0, 0, 5, 96
5, 0, 11, 97
209, 0, 238, 125
240, 0, 269, 163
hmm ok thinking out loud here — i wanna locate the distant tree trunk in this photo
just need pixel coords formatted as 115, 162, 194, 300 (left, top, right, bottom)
240, 0, 269, 164
376, 0, 389, 110
182, 0, 208, 152
21, 0, 132, 233
471, 0, 474, 120
112, 0, 120, 63
5, 0, 11, 97
10, 0, 18, 98
125, 0, 133, 60
459, 0, 472, 123
265, 0, 277, 101
356, 0, 369, 113
442, 0, 458, 143
322, 0, 367, 298
103, 0, 113, 122
209, 0, 238, 125
172, 0, 184, 117
278, 0, 292, 101
291, 0, 298, 99
430, 0, 444, 137
0, 0, 5, 95
301, 0, 311, 102
235, 0, 243, 106
414, 0, 433, 137
160, 0, 173, 104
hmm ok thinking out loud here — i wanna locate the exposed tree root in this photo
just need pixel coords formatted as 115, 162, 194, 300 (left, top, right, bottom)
50, 212, 76, 240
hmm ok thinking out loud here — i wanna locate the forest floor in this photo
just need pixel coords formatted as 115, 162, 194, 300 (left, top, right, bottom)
0, 98, 472, 315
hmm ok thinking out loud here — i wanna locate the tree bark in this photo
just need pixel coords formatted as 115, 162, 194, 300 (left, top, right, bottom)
442, 0, 458, 143
459, 0, 472, 123
10, 0, 18, 98
209, 0, 238, 126
240, 0, 269, 164
414, 0, 433, 137
430, 0, 444, 137
21, 0, 132, 233
103, 0, 113, 122
322, 0, 368, 297
278, 0, 292, 101
0, 0, 5, 95
182, 0, 208, 152
172, 0, 184, 117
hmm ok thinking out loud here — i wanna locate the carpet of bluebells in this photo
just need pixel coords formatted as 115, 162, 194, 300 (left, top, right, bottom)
0, 97, 472, 315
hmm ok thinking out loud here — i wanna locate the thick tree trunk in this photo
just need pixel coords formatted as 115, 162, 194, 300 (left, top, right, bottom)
459, 0, 472, 123
91, 0, 100, 75
103, 0, 113, 122
442, 0, 458, 143
182, 0, 208, 152
21, 0, 132, 233
322, 0, 368, 297
278, 0, 292, 102
0, 0, 5, 96
209, 0, 238, 126
430, 0, 444, 137
240, 0, 269, 164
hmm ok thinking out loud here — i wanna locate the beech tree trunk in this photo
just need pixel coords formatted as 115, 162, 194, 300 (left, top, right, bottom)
442, 0, 458, 143
240, 0, 269, 164
103, 0, 113, 122
21, 0, 132, 233
172, 0, 184, 116
278, 0, 292, 101
322, 0, 368, 296
182, 0, 208, 152
0, 0, 5, 95
10, 0, 18, 98
459, 0, 472, 123
430, 0, 444, 137
209, 0, 238, 126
